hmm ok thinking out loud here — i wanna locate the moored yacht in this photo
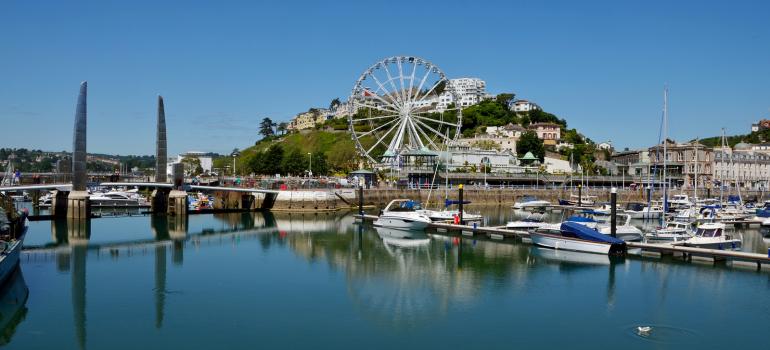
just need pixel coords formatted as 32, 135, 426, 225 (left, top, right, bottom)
89, 190, 149, 207
645, 221, 693, 243
529, 221, 627, 255
674, 222, 741, 250
512, 196, 551, 210
624, 202, 663, 219
374, 199, 432, 231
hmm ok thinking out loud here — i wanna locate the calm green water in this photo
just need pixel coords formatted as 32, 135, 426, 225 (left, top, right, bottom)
3, 207, 770, 349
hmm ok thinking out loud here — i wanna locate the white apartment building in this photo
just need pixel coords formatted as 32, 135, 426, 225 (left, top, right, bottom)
510, 99, 541, 112
713, 145, 770, 190
437, 77, 487, 109
445, 143, 521, 173
168, 151, 215, 175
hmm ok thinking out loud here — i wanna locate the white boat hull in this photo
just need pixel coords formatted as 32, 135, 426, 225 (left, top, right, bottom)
530, 232, 612, 254
625, 210, 662, 219
374, 215, 430, 231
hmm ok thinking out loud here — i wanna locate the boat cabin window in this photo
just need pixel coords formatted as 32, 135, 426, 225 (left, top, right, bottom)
391, 201, 422, 211
696, 228, 722, 237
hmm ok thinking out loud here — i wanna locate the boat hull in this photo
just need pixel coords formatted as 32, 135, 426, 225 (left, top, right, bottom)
374, 216, 430, 231
530, 231, 617, 254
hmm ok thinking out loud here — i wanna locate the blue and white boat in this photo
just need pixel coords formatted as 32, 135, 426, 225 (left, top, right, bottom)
530, 221, 627, 255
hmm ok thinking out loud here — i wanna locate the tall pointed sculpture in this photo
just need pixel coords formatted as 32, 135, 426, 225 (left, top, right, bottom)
156, 95, 167, 183
72, 81, 87, 191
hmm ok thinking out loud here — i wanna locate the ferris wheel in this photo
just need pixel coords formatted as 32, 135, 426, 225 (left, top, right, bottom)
348, 56, 462, 165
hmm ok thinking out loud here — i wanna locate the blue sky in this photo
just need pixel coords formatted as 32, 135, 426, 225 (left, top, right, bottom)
1, 0, 768, 155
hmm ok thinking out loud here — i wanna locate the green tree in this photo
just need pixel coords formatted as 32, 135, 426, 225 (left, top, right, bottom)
516, 131, 545, 162
329, 97, 341, 112
276, 122, 288, 135
281, 149, 307, 176
495, 93, 515, 108
312, 152, 329, 176
180, 156, 202, 176
259, 117, 276, 138
263, 144, 284, 175
472, 140, 501, 150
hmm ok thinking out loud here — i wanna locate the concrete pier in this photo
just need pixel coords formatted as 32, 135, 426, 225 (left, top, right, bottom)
168, 163, 186, 216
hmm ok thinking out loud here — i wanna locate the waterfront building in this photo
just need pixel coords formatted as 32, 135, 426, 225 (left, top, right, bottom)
445, 143, 520, 173
167, 151, 216, 175
485, 123, 526, 138
287, 108, 331, 131
648, 140, 712, 188
509, 99, 541, 112
437, 78, 487, 109
543, 156, 575, 174
529, 122, 561, 145
712, 143, 770, 190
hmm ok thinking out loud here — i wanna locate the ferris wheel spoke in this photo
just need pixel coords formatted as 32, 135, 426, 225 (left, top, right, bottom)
411, 119, 441, 151
405, 118, 424, 149
415, 79, 445, 105
411, 69, 432, 103
406, 61, 418, 106
381, 65, 406, 107
413, 118, 452, 143
352, 100, 399, 114
369, 75, 402, 109
396, 59, 407, 105
356, 117, 400, 138
412, 115, 459, 128
351, 114, 400, 123
367, 121, 401, 155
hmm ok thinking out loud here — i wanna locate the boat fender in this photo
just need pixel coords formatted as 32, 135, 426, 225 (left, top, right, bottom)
453, 214, 459, 225
731, 242, 736, 249
718, 243, 723, 250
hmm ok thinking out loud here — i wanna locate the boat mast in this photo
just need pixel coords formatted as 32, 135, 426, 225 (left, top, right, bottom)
662, 86, 668, 213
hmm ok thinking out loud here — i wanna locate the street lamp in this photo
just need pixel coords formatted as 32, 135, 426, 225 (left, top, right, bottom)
308, 152, 313, 178
231, 151, 240, 177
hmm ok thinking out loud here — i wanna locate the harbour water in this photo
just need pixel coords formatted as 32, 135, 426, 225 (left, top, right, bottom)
4, 206, 770, 349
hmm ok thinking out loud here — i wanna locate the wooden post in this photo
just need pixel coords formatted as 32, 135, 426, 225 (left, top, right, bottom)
610, 187, 617, 238
458, 184, 464, 225
358, 178, 364, 217
578, 184, 582, 207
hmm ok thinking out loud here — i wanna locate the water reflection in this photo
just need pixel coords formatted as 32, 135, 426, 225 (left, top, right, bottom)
0, 267, 29, 346
15, 210, 770, 348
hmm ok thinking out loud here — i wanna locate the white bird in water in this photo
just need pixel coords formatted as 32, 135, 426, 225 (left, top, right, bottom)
636, 326, 653, 336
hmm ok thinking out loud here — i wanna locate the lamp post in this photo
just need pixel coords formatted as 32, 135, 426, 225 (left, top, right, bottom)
308, 152, 313, 178
231, 151, 240, 177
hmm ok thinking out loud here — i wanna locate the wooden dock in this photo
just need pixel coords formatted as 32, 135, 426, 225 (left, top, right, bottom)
357, 214, 770, 270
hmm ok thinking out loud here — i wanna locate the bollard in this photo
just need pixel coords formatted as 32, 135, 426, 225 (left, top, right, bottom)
458, 184, 464, 225
610, 187, 617, 238
578, 184, 582, 207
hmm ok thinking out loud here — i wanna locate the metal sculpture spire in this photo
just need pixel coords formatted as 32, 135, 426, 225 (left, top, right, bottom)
72, 81, 87, 191
156, 95, 168, 182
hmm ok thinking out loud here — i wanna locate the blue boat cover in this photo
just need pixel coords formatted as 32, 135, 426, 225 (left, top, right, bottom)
566, 215, 596, 223
444, 199, 472, 207
560, 221, 625, 245
727, 195, 741, 203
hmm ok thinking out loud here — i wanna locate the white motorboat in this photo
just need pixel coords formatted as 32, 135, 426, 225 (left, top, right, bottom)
645, 221, 693, 243
418, 209, 483, 223
565, 214, 644, 242
624, 202, 663, 219
674, 222, 741, 250
505, 212, 550, 232
374, 199, 432, 231
666, 194, 691, 209
529, 222, 627, 255
596, 215, 644, 242
512, 196, 551, 210
89, 191, 149, 207
0, 202, 27, 285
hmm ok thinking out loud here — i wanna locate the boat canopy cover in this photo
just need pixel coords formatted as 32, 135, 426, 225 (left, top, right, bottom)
560, 221, 625, 245
566, 215, 596, 223
444, 199, 472, 207
727, 195, 741, 203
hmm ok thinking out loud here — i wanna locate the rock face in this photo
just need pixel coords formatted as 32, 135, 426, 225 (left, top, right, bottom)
156, 95, 167, 183
72, 81, 87, 191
